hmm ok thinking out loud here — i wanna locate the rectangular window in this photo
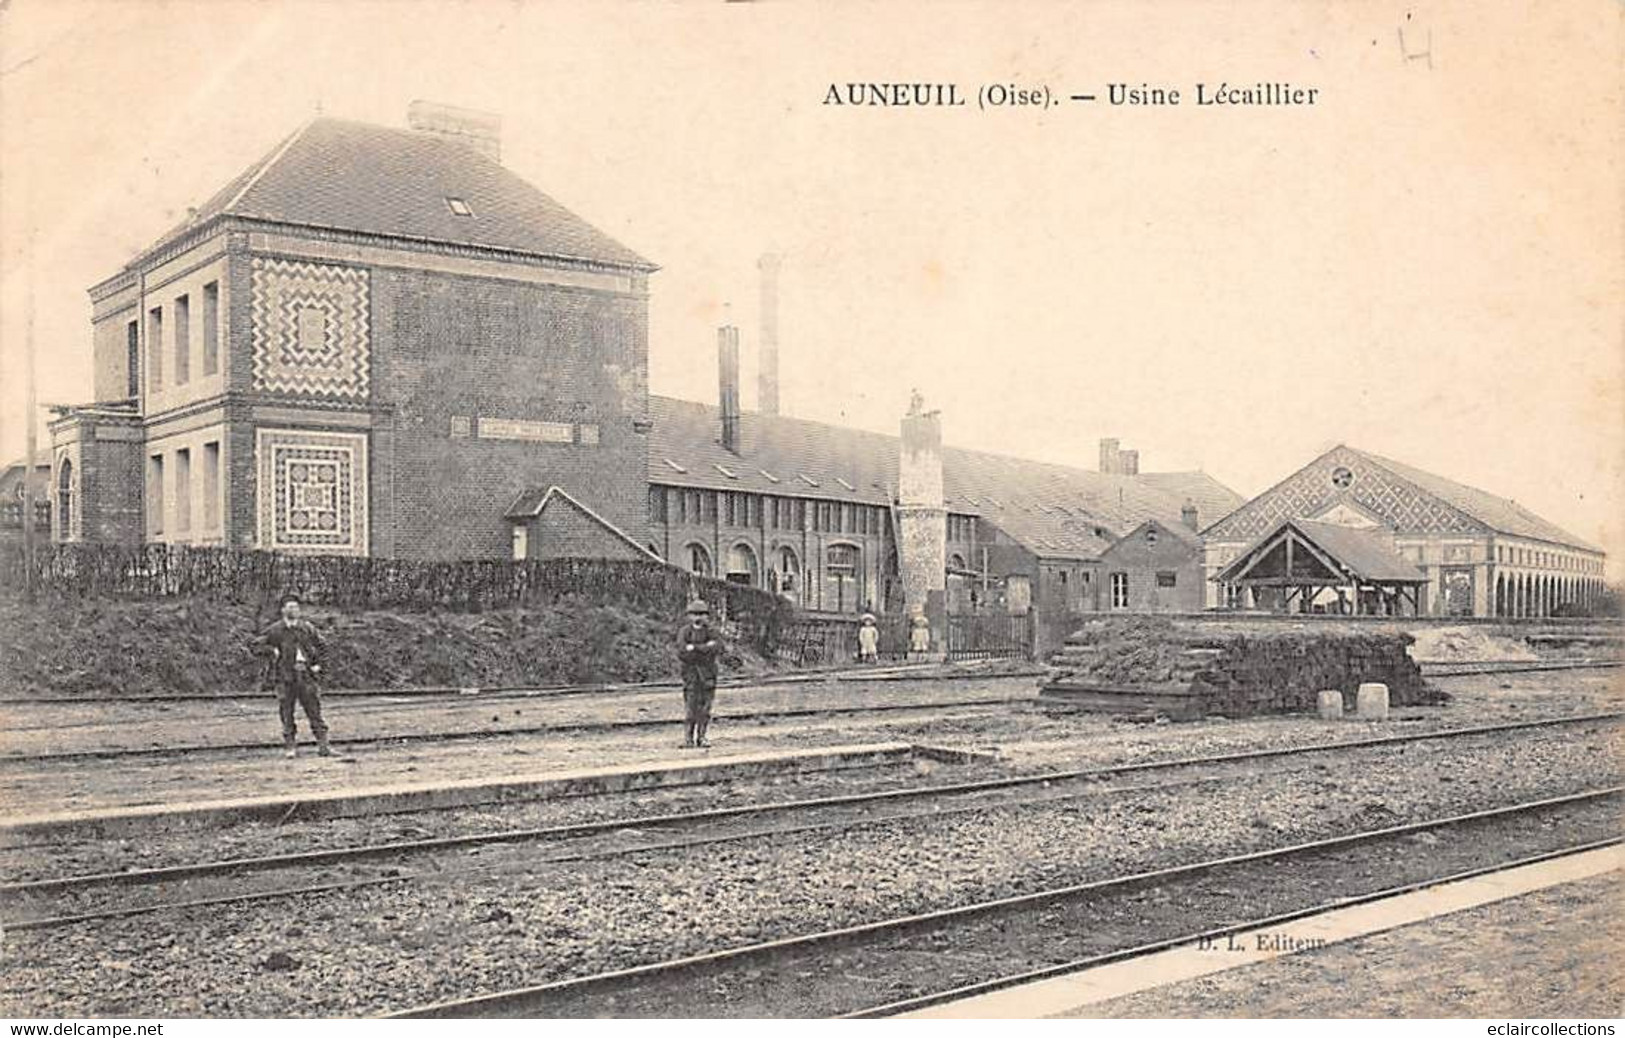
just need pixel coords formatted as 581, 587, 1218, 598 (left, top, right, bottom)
202, 282, 219, 376
702, 492, 716, 524
725, 493, 737, 527
203, 442, 220, 530
147, 454, 165, 536
173, 294, 190, 385
174, 448, 191, 533
1156, 571, 1178, 588
1110, 572, 1129, 609
147, 307, 164, 393
126, 320, 140, 398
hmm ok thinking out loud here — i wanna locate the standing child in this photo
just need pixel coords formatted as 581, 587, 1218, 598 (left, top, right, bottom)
676, 599, 722, 749
857, 613, 880, 664
256, 594, 332, 758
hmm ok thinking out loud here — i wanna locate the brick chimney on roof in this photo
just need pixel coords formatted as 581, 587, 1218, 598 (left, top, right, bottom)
407, 101, 502, 163
1099, 438, 1120, 474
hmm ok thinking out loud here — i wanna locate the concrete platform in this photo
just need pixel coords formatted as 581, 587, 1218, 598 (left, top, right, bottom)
901, 843, 1624, 1018
0, 741, 918, 842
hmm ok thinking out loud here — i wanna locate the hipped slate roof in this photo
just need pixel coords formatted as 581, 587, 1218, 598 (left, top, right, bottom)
132, 118, 653, 273
647, 396, 1246, 561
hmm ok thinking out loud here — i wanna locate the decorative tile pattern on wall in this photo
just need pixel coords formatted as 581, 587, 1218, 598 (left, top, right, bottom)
251, 257, 370, 398
256, 428, 368, 556
1208, 446, 1486, 542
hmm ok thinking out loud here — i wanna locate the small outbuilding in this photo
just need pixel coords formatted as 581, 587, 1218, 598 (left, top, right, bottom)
1096, 515, 1206, 613
1213, 518, 1428, 616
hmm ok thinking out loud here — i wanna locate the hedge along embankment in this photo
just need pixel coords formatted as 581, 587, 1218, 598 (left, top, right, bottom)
0, 595, 777, 699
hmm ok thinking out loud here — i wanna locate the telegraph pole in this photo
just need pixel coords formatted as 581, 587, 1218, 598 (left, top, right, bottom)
21, 172, 38, 601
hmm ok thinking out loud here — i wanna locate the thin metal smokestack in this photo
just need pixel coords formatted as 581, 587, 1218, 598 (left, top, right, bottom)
718, 325, 741, 453
757, 253, 781, 416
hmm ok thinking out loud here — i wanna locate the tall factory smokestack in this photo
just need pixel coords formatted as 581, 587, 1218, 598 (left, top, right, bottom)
757, 253, 781, 416
718, 326, 741, 453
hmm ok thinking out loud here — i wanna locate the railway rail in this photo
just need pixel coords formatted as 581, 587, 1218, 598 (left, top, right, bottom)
0, 695, 1028, 764
1422, 659, 1621, 677
5, 710, 1619, 931
390, 788, 1623, 1018
0, 663, 1043, 706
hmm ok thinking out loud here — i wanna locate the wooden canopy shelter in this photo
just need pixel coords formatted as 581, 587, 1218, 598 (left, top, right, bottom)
1213, 519, 1428, 616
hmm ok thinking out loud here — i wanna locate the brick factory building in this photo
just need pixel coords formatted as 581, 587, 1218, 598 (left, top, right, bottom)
637, 376, 1243, 649
44, 109, 1606, 636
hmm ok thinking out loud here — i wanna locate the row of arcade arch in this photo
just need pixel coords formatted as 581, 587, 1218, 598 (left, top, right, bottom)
677, 539, 871, 613
1494, 571, 1604, 618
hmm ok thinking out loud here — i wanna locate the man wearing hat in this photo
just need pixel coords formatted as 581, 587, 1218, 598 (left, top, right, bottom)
677, 599, 723, 748
256, 593, 332, 758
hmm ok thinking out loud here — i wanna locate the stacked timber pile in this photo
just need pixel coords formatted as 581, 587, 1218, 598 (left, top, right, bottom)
1042, 616, 1445, 720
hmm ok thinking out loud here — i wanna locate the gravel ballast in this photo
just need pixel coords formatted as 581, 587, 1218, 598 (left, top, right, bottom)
4, 724, 1620, 1017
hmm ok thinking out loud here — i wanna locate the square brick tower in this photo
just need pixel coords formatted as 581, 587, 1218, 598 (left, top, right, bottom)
51, 106, 655, 559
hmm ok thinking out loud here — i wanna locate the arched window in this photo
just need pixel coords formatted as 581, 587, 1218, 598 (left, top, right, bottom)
775, 546, 801, 599
726, 543, 760, 588
949, 553, 967, 571
685, 543, 712, 577
56, 459, 73, 541
825, 543, 860, 613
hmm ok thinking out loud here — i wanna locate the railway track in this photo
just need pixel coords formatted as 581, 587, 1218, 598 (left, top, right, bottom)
0, 662, 1040, 707
5, 710, 1619, 931
390, 788, 1624, 1018
0, 695, 1029, 764
1422, 659, 1621, 677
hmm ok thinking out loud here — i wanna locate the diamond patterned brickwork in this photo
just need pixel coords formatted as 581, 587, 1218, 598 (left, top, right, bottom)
1205, 446, 1486, 542
251, 257, 370, 398
256, 428, 369, 556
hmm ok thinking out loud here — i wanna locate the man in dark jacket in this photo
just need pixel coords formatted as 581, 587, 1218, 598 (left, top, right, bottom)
256, 594, 331, 758
677, 599, 722, 749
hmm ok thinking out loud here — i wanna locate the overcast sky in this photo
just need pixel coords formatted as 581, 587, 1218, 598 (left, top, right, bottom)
1, 1, 1620, 569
